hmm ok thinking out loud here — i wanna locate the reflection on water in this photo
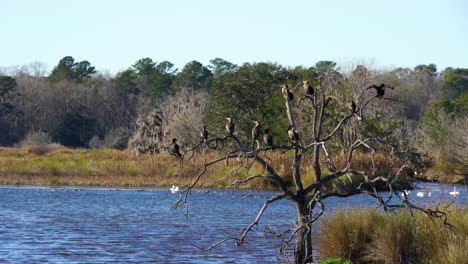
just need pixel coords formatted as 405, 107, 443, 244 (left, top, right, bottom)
0, 183, 465, 263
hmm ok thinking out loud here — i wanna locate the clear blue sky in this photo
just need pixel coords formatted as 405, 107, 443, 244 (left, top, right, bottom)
3, 0, 468, 74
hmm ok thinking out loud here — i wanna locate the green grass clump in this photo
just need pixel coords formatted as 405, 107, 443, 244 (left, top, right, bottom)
317, 206, 467, 264
321, 258, 354, 264
318, 209, 376, 262
126, 167, 141, 176
366, 211, 420, 264
164, 166, 179, 177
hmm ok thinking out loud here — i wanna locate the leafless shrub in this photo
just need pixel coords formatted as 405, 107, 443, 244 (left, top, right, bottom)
21, 144, 63, 155
128, 110, 165, 155
160, 88, 209, 148
19, 130, 53, 146
128, 88, 208, 155
89, 127, 132, 150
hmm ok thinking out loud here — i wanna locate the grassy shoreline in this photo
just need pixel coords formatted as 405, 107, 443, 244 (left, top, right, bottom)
0, 145, 462, 189
0, 145, 281, 190
317, 206, 467, 264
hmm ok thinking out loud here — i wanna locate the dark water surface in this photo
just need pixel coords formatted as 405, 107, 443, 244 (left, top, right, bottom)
0, 183, 465, 263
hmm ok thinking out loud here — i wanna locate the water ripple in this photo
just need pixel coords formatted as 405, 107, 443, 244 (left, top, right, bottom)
0, 184, 465, 263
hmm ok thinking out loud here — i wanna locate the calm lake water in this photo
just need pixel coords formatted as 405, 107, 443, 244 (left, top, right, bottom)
0, 183, 465, 263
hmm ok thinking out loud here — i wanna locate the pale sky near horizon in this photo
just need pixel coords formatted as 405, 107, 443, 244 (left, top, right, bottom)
2, 0, 468, 75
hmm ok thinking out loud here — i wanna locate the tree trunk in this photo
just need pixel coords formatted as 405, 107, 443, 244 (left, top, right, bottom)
294, 200, 313, 264
313, 144, 321, 181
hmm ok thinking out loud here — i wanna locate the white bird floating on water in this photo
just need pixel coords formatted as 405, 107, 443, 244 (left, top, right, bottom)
170, 185, 179, 194
416, 192, 425, 197
401, 190, 410, 197
449, 187, 459, 197
427, 192, 432, 197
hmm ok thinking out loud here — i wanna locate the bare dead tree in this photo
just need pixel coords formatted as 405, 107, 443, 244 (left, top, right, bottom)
172, 71, 451, 263
160, 88, 209, 148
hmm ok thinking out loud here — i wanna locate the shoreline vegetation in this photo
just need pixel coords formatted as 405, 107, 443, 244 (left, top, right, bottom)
0, 145, 464, 189
317, 207, 467, 264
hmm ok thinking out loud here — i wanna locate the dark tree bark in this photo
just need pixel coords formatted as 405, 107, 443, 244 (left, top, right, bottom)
294, 199, 313, 263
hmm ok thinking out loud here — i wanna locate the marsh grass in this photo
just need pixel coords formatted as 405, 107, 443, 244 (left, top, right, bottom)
427, 160, 467, 184
321, 258, 354, 264
317, 206, 467, 264
0, 146, 277, 189
366, 212, 421, 264
317, 209, 377, 262
0, 146, 402, 190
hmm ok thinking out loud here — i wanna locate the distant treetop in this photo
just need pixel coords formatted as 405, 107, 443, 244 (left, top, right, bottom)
48, 56, 96, 83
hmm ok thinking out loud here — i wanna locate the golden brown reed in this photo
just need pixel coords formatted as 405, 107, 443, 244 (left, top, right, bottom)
0, 146, 401, 190
317, 206, 467, 264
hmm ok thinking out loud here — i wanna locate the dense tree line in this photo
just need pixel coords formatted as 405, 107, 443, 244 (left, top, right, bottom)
0, 57, 466, 176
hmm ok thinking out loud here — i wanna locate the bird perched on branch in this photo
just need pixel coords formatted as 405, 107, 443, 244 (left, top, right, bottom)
225, 117, 235, 135
302, 80, 314, 95
348, 100, 357, 113
251, 121, 262, 141
367, 83, 394, 98
200, 125, 208, 142
288, 126, 300, 143
347, 100, 362, 120
263, 128, 273, 147
170, 138, 182, 159
281, 84, 294, 101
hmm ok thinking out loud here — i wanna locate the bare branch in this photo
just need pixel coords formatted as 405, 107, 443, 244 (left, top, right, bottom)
321, 114, 353, 142
172, 154, 240, 211
235, 194, 287, 247
191, 236, 240, 251
346, 138, 379, 173
280, 227, 302, 256
304, 141, 323, 152
284, 95, 297, 129
232, 174, 275, 185
297, 95, 315, 108
320, 143, 336, 172
309, 198, 325, 224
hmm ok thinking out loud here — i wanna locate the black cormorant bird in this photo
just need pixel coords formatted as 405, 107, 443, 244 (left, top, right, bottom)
347, 101, 362, 120
302, 80, 314, 95
287, 126, 299, 143
225, 117, 235, 135
367, 83, 394, 98
263, 128, 273, 146
281, 84, 294, 101
348, 100, 357, 113
170, 138, 182, 159
200, 125, 208, 141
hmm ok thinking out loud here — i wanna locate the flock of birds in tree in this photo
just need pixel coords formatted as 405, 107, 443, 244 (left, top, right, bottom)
169, 81, 396, 160
168, 82, 464, 198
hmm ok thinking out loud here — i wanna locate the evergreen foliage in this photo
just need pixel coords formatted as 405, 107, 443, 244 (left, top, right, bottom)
49, 56, 96, 83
